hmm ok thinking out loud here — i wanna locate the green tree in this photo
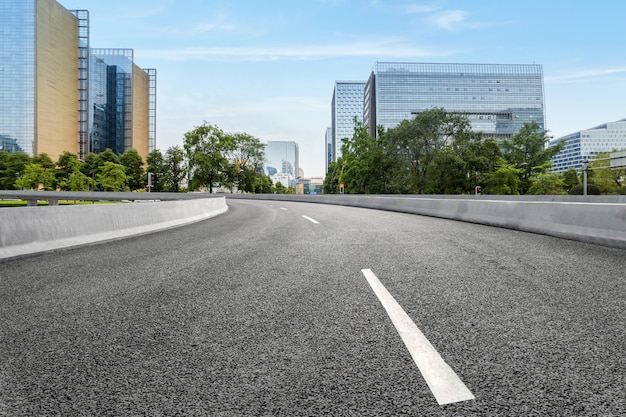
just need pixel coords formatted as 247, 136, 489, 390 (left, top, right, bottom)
146, 149, 166, 192
501, 122, 564, 194
14, 163, 55, 190
527, 170, 567, 195
183, 122, 234, 192
225, 132, 265, 193
483, 158, 523, 195
164, 146, 186, 192
97, 161, 128, 191
56, 151, 82, 190
63, 171, 92, 191
562, 168, 580, 193
0, 151, 31, 190
323, 160, 341, 194
587, 152, 626, 194
119, 148, 145, 191
385, 108, 471, 193
253, 174, 273, 193
338, 121, 387, 194
80, 152, 99, 189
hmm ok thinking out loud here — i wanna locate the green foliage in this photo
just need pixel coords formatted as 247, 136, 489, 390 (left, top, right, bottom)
587, 152, 626, 194
562, 168, 580, 193
527, 171, 567, 195
183, 122, 233, 192
14, 163, 55, 190
0, 151, 31, 190
501, 122, 563, 194
96, 161, 128, 191
119, 148, 145, 191
569, 184, 601, 195
63, 171, 92, 191
164, 146, 186, 192
146, 149, 166, 192
253, 174, 273, 193
224, 132, 265, 193
483, 158, 523, 195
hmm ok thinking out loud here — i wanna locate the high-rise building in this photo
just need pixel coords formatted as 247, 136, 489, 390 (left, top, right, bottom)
363, 62, 545, 140
549, 119, 626, 173
325, 127, 332, 172
264, 141, 299, 188
0, 0, 155, 162
331, 81, 365, 162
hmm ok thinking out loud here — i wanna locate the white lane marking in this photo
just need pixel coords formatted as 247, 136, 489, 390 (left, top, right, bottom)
280, 207, 288, 211
361, 269, 475, 405
302, 215, 320, 224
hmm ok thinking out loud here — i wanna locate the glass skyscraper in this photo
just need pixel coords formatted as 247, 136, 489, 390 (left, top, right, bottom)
264, 141, 299, 188
0, 0, 156, 162
364, 62, 545, 140
332, 81, 365, 162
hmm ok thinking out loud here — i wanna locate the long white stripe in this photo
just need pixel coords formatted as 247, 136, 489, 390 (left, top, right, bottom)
361, 269, 475, 405
302, 215, 319, 224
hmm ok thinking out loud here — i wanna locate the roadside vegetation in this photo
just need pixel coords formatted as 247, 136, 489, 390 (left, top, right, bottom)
0, 122, 293, 194
2, 113, 624, 195
324, 108, 626, 195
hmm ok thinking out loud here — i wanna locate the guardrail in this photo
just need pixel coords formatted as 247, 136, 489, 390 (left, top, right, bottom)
0, 191, 227, 261
226, 194, 626, 249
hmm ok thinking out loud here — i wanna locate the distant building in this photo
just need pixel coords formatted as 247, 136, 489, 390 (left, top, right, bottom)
325, 127, 332, 172
331, 81, 365, 162
0, 0, 156, 161
264, 141, 300, 188
297, 176, 324, 194
363, 62, 545, 140
549, 119, 626, 172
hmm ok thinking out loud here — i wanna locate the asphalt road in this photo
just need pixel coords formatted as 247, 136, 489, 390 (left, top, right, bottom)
1, 199, 624, 416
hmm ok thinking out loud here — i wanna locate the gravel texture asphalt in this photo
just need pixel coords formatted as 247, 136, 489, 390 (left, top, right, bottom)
1, 199, 624, 416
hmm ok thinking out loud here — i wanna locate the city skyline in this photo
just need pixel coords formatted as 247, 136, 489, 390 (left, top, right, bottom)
57, 0, 626, 177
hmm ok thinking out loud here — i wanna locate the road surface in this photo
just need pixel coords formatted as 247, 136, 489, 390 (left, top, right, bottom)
1, 199, 624, 416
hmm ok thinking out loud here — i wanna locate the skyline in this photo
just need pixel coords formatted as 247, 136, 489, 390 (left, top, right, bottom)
58, 0, 626, 177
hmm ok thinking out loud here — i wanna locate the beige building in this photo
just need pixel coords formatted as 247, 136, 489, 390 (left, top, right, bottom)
0, 0, 156, 162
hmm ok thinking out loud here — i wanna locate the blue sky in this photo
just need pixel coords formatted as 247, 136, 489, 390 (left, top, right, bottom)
58, 0, 626, 177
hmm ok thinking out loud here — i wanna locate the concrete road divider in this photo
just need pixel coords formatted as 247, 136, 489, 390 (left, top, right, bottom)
226, 194, 626, 250
0, 193, 227, 261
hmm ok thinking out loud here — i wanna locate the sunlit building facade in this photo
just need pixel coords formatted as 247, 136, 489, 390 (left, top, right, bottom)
264, 141, 300, 188
364, 62, 545, 140
331, 81, 365, 162
0, 0, 156, 162
549, 119, 626, 173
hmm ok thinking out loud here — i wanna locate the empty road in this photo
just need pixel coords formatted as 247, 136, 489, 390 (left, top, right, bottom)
1, 199, 624, 416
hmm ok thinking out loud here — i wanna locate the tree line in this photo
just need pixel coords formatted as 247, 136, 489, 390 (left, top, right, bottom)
324, 108, 626, 195
0, 122, 295, 194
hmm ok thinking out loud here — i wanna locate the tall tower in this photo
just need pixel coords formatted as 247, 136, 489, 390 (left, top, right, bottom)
331, 81, 366, 162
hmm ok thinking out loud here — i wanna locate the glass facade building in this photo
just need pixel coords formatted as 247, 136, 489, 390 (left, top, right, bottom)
549, 119, 626, 173
331, 81, 365, 162
90, 49, 134, 155
364, 62, 545, 139
0, 0, 155, 162
264, 141, 300, 188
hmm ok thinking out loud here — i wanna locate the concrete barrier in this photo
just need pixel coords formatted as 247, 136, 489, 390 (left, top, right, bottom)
226, 194, 626, 249
0, 196, 227, 261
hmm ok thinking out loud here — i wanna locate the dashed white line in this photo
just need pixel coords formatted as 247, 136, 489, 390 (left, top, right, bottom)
302, 215, 319, 224
280, 207, 288, 211
361, 268, 475, 405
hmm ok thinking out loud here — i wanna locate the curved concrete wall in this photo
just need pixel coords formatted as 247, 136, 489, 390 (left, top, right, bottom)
227, 194, 626, 249
0, 197, 227, 261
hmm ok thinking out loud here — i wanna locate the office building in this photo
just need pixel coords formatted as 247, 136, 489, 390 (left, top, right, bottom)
549, 119, 626, 173
0, 0, 155, 162
264, 141, 299, 188
363, 62, 545, 140
331, 81, 366, 162
325, 127, 332, 172
89, 49, 156, 160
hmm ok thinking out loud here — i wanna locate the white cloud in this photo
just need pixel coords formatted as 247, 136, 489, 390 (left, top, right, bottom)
428, 10, 470, 31
546, 67, 626, 83
140, 40, 461, 62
